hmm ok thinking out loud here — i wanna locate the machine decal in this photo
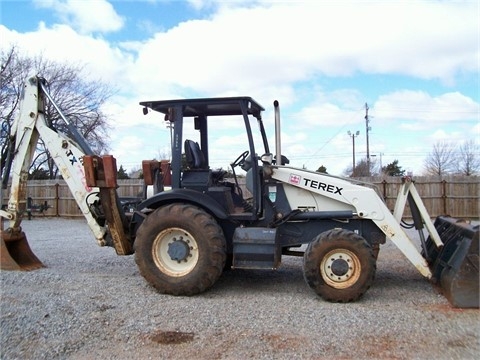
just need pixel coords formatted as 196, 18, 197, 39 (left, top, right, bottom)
303, 178, 343, 195
289, 174, 301, 185
66, 149, 78, 165
380, 224, 395, 238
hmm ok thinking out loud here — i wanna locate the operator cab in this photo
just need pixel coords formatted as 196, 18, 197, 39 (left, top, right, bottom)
140, 96, 271, 219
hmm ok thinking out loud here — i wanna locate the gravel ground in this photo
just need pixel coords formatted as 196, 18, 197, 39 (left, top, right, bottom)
1, 217, 479, 360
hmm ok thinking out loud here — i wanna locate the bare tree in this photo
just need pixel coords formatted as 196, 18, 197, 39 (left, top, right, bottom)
1, 46, 114, 179
456, 139, 479, 176
344, 158, 378, 177
155, 149, 170, 161
423, 141, 456, 176
1, 46, 26, 173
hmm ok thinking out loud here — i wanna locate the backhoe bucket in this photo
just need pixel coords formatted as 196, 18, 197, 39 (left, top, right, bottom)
423, 216, 479, 308
1, 229, 44, 271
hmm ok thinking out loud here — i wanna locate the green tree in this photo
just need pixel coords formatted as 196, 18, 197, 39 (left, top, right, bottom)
316, 165, 328, 174
117, 165, 130, 179
28, 168, 50, 180
382, 160, 405, 176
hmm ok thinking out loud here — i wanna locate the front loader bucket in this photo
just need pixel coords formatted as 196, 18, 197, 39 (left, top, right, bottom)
1, 229, 44, 271
423, 216, 479, 308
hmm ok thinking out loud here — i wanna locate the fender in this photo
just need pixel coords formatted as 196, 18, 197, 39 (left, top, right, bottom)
135, 188, 230, 220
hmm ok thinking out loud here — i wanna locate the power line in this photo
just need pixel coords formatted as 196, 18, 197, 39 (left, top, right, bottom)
302, 105, 366, 168
374, 107, 478, 114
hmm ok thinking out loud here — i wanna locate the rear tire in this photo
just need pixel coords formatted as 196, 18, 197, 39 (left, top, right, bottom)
134, 203, 226, 295
303, 229, 376, 302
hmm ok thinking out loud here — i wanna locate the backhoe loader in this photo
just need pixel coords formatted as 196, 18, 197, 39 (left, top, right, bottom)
1, 76, 478, 308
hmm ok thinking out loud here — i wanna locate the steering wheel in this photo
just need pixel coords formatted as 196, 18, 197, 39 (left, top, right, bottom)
231, 150, 249, 168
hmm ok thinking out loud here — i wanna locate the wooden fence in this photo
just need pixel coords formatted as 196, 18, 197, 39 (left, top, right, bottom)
1, 179, 145, 218
356, 176, 479, 219
2, 176, 479, 219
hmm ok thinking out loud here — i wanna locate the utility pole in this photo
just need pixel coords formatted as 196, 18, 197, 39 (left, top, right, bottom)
348, 130, 360, 175
365, 103, 371, 175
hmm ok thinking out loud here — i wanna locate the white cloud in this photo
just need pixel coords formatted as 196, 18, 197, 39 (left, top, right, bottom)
1, 0, 477, 175
374, 90, 479, 123
33, 0, 124, 34
124, 0, 477, 98
111, 134, 151, 167
0, 23, 131, 85
472, 122, 480, 136
3, 1, 476, 97
292, 102, 365, 130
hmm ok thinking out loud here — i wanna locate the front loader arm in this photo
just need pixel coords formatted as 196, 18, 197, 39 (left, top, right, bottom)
271, 166, 435, 278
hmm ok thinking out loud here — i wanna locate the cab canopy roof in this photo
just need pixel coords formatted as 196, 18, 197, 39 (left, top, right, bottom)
140, 96, 264, 120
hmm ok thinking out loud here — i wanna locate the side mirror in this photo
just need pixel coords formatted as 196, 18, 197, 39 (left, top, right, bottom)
273, 155, 289, 165
280, 155, 290, 165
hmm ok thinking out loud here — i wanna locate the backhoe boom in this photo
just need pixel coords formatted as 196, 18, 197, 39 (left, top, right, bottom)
1, 76, 131, 271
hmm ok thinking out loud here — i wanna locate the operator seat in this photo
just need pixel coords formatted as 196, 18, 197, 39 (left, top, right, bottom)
184, 140, 206, 169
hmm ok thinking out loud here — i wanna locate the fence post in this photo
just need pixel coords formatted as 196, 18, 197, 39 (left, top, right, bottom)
381, 179, 387, 202
55, 183, 60, 217
442, 179, 447, 215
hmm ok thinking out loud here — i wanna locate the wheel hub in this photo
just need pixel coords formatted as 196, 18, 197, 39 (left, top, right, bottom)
330, 258, 350, 278
321, 249, 361, 288
152, 228, 199, 277
167, 237, 191, 262
324, 253, 354, 282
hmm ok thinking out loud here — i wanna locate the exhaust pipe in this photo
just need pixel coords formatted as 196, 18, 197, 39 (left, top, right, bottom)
274, 100, 281, 165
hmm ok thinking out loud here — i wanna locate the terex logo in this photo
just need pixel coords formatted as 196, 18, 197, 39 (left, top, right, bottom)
303, 178, 343, 195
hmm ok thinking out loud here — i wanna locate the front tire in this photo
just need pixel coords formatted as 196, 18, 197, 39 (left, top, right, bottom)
303, 229, 376, 302
134, 203, 226, 295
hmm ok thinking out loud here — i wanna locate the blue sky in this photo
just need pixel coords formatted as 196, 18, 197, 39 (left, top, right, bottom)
1, 0, 478, 175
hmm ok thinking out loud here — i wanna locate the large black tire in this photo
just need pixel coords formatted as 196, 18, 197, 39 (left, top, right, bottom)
303, 229, 376, 303
134, 203, 226, 296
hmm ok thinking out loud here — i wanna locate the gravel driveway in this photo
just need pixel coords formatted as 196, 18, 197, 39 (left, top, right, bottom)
1, 218, 479, 359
